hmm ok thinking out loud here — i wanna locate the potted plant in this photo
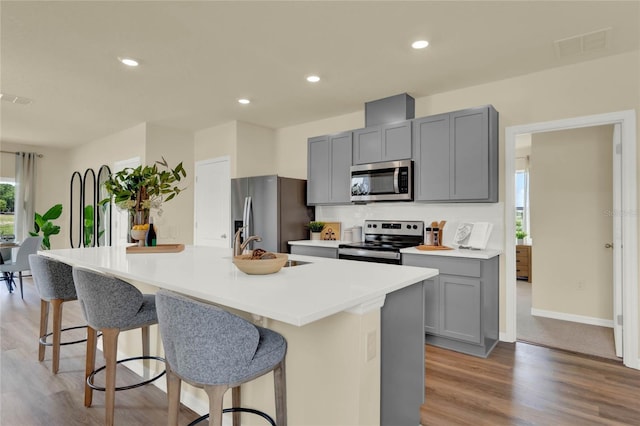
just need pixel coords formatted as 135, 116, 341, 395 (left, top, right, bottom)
308, 221, 325, 240
100, 157, 187, 241
515, 219, 527, 244
30, 203, 63, 250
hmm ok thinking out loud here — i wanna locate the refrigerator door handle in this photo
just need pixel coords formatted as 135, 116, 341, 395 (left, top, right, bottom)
246, 196, 252, 237
242, 197, 249, 238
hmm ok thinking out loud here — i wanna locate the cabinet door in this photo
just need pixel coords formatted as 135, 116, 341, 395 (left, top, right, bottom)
382, 120, 412, 161
307, 136, 330, 204
353, 127, 381, 165
290, 245, 337, 259
423, 277, 440, 334
413, 113, 450, 201
329, 132, 353, 203
450, 108, 489, 200
439, 275, 482, 344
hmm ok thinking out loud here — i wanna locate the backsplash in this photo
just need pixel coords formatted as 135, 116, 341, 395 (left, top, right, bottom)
316, 202, 505, 250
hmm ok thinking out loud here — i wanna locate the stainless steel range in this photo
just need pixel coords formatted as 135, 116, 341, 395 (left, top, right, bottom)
338, 220, 424, 264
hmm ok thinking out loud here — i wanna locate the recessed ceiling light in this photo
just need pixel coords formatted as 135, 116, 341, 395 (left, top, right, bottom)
118, 57, 139, 67
238, 98, 251, 105
411, 40, 429, 49
306, 75, 320, 83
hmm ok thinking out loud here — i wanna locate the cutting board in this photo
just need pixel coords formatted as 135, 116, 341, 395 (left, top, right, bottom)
321, 222, 341, 241
126, 244, 185, 254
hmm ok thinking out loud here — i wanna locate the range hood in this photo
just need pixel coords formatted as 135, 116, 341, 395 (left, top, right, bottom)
364, 93, 415, 127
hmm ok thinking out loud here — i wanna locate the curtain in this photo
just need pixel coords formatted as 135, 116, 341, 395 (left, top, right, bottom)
14, 152, 37, 241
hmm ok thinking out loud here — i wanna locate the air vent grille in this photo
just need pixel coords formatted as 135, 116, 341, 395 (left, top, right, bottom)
554, 27, 611, 58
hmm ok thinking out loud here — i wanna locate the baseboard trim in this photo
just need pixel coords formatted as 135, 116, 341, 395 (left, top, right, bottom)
530, 308, 614, 328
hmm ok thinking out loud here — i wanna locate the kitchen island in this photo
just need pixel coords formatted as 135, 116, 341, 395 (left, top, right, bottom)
41, 245, 437, 426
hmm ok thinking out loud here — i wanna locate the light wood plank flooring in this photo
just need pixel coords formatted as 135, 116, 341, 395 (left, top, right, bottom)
2, 278, 640, 425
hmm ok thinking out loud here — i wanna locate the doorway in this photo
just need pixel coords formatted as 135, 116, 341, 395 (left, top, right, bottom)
514, 126, 618, 360
505, 110, 638, 370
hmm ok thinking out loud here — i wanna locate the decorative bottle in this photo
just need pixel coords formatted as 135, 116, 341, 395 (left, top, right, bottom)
145, 216, 157, 247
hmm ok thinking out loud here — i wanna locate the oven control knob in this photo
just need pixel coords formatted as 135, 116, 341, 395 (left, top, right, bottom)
367, 224, 371, 228
373, 224, 377, 228
413, 225, 418, 229
406, 224, 411, 229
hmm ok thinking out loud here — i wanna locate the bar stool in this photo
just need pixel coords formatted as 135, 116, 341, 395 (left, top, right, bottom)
28, 254, 89, 374
155, 289, 287, 426
72, 266, 166, 426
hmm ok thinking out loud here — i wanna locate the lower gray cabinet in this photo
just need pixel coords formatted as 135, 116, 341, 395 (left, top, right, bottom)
289, 245, 337, 259
403, 254, 499, 358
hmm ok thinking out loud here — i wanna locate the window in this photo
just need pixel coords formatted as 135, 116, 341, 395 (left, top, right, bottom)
515, 169, 529, 241
0, 180, 16, 238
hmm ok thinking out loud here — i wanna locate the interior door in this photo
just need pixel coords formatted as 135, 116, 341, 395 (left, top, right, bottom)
194, 157, 230, 248
612, 124, 623, 357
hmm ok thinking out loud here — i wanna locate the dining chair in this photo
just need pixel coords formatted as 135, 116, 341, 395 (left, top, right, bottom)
0, 236, 43, 299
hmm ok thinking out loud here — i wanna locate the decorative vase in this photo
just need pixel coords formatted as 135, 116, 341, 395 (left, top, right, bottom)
310, 232, 322, 241
129, 209, 150, 243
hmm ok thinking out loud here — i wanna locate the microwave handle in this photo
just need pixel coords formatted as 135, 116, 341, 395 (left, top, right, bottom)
393, 167, 400, 194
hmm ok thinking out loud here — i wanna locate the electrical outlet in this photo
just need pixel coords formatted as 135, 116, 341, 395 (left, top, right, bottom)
366, 330, 377, 361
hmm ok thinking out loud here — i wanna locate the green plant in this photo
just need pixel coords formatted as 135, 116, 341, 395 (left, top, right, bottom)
308, 221, 325, 232
83, 204, 105, 247
100, 157, 186, 223
30, 204, 63, 250
515, 218, 527, 240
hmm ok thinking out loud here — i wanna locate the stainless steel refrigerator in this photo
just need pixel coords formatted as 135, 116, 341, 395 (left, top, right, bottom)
231, 175, 314, 253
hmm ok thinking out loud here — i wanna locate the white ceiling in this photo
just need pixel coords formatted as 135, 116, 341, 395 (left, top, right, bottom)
1, 1, 638, 149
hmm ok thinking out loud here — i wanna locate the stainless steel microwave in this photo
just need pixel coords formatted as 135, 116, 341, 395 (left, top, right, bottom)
350, 160, 413, 202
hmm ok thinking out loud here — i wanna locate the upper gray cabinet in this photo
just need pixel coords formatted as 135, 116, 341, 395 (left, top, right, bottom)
413, 105, 498, 202
307, 131, 353, 205
353, 120, 412, 165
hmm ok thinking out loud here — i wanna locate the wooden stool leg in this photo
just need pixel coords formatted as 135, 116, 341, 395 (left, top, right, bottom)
51, 299, 63, 374
38, 299, 49, 362
232, 386, 241, 426
203, 384, 229, 426
166, 366, 182, 426
102, 328, 120, 426
274, 359, 287, 426
84, 326, 98, 407
142, 325, 150, 379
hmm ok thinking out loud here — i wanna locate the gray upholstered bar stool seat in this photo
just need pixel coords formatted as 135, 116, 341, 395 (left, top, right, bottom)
72, 266, 166, 426
156, 289, 287, 426
28, 254, 89, 374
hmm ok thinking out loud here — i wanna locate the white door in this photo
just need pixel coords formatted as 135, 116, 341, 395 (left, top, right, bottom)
113, 157, 141, 246
194, 157, 230, 248
612, 124, 623, 357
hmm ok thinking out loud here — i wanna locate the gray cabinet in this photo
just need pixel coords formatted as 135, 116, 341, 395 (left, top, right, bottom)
413, 105, 498, 202
353, 120, 412, 165
403, 254, 499, 358
289, 245, 337, 259
307, 131, 352, 205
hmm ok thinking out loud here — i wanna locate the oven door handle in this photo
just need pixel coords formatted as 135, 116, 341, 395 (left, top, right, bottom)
338, 248, 401, 260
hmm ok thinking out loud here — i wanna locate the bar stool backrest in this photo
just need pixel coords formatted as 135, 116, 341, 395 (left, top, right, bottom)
29, 254, 77, 301
72, 267, 144, 330
156, 289, 260, 385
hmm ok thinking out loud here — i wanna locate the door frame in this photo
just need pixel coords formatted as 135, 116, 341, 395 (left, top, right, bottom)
504, 109, 638, 370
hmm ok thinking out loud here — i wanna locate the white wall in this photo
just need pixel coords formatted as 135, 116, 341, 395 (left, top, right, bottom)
194, 121, 237, 176
235, 121, 277, 178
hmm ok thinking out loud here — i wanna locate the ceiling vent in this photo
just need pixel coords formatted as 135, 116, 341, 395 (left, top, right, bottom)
0, 93, 33, 105
554, 27, 611, 58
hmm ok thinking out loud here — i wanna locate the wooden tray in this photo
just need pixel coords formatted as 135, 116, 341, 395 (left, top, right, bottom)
416, 245, 454, 251
126, 244, 185, 254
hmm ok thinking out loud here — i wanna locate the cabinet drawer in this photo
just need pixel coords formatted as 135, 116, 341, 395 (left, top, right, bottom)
515, 257, 529, 266
516, 265, 530, 276
403, 255, 481, 278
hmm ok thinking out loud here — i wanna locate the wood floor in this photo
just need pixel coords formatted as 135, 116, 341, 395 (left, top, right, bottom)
2, 278, 640, 425
422, 343, 640, 425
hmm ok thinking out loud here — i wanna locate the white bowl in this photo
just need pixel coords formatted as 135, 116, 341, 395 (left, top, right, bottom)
233, 253, 288, 275
130, 229, 147, 241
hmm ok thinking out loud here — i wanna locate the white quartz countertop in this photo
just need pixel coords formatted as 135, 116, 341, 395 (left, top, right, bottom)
42, 246, 437, 327
400, 247, 502, 260
288, 240, 342, 248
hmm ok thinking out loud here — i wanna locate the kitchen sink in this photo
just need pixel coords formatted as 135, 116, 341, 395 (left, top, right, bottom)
283, 260, 311, 268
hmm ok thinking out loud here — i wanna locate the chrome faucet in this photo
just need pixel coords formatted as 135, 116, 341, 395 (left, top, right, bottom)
233, 226, 262, 256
